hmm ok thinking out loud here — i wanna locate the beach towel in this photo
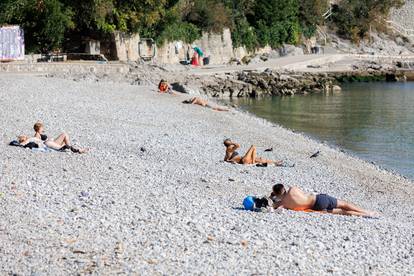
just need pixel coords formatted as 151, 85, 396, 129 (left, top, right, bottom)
9, 140, 39, 149
31, 147, 53, 153
9, 140, 55, 153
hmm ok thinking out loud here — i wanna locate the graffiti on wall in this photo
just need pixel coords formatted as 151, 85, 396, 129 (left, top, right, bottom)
0, 26, 25, 61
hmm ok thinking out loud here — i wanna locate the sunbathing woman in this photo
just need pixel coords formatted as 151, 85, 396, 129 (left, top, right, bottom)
183, 97, 228, 112
224, 139, 283, 166
30, 122, 88, 153
158, 79, 173, 94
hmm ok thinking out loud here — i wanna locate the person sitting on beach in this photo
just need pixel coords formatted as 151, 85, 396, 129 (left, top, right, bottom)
270, 184, 377, 217
158, 79, 173, 94
182, 97, 229, 112
28, 121, 88, 153
224, 139, 283, 166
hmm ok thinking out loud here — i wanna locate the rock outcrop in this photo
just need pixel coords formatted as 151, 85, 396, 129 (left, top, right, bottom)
199, 70, 338, 98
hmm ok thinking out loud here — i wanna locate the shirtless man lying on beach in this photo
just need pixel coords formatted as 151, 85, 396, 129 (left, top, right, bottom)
182, 97, 228, 112
224, 139, 283, 166
270, 184, 377, 217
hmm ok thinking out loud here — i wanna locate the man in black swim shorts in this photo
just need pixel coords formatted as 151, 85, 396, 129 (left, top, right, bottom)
313, 194, 338, 211
270, 184, 377, 217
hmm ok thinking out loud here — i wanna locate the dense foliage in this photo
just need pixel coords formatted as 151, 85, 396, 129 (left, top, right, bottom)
0, 0, 405, 53
0, 0, 73, 52
331, 0, 405, 43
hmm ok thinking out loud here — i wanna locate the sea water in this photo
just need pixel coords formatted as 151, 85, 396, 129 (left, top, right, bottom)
230, 82, 414, 179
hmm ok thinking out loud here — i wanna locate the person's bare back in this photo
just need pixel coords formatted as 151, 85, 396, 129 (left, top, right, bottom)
183, 97, 229, 112
274, 187, 316, 211
191, 97, 208, 106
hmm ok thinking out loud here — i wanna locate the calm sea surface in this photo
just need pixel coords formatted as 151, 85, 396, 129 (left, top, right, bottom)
230, 82, 414, 179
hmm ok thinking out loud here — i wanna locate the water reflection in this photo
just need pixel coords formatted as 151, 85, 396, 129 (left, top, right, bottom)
231, 82, 414, 179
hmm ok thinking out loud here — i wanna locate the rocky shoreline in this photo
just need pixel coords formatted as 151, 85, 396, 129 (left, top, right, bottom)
42, 60, 412, 99
179, 69, 408, 98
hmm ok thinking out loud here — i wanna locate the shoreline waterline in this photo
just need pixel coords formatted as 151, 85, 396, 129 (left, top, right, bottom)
228, 81, 414, 180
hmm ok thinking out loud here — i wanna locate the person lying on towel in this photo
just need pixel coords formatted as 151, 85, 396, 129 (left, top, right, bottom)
270, 184, 377, 217
182, 97, 229, 112
223, 139, 283, 166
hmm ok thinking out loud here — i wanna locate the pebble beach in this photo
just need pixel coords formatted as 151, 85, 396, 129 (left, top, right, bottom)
1, 74, 414, 275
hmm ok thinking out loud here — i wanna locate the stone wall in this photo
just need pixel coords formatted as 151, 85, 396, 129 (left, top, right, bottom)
77, 28, 267, 64
85, 40, 101, 55
155, 41, 188, 64
111, 28, 236, 64
193, 28, 234, 64
113, 32, 141, 61
155, 28, 235, 65
0, 63, 129, 75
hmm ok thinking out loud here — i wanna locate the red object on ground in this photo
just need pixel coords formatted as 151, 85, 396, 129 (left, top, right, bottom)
191, 55, 199, 66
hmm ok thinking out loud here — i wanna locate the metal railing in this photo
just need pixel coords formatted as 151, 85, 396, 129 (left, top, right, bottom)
322, 6, 333, 20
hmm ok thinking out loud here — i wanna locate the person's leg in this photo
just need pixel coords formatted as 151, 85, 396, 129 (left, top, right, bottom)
336, 200, 375, 217
47, 135, 88, 154
241, 146, 256, 164
70, 147, 88, 154
212, 107, 228, 112
329, 209, 368, 217
254, 157, 283, 166
45, 140, 65, 150
54, 132, 70, 146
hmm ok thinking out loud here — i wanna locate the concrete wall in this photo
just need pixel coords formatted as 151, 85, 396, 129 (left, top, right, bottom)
156, 41, 187, 64
0, 62, 129, 75
110, 28, 264, 64
85, 40, 101, 55
155, 28, 235, 65
62, 28, 258, 64
0, 63, 129, 75
113, 32, 140, 61
193, 28, 234, 64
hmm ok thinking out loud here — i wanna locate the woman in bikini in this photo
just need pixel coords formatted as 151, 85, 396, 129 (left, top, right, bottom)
22, 121, 88, 153
158, 79, 173, 94
223, 139, 283, 166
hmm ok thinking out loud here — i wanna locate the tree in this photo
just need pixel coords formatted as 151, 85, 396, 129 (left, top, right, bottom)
249, 0, 300, 47
60, 0, 115, 34
0, 0, 407, 53
299, 0, 329, 38
0, 0, 74, 53
183, 0, 232, 33
332, 0, 404, 43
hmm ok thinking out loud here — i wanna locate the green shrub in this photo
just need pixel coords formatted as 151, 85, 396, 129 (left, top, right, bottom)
184, 0, 232, 33
157, 22, 201, 44
299, 0, 329, 38
250, 0, 300, 47
231, 17, 258, 50
331, 0, 404, 43
1, 0, 405, 54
